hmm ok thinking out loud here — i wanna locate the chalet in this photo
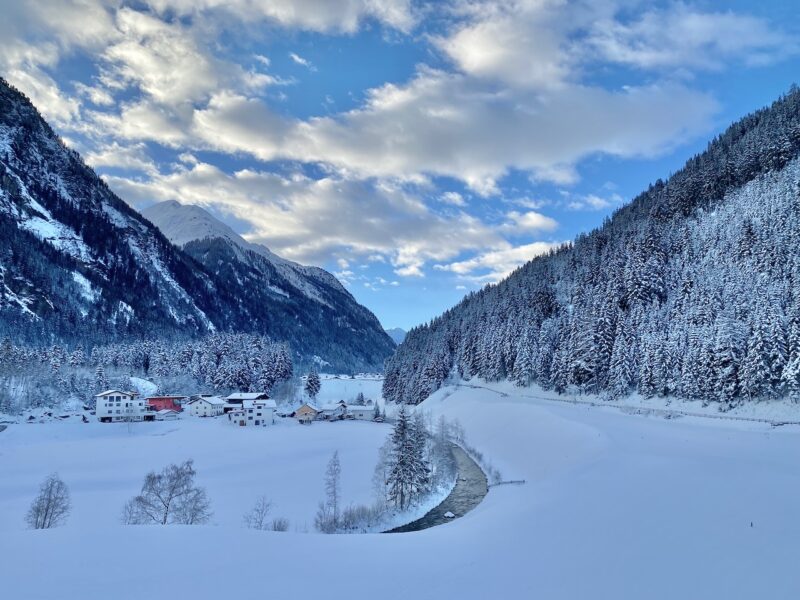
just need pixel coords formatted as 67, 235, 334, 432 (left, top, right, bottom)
155, 409, 180, 421
186, 395, 226, 417
245, 399, 276, 426
228, 408, 247, 426
346, 405, 376, 421
320, 400, 347, 420
226, 392, 270, 405
145, 395, 186, 412
228, 399, 277, 427
294, 403, 320, 424
95, 390, 153, 423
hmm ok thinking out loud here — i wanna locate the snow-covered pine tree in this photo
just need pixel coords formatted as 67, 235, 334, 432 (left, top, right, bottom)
305, 371, 321, 400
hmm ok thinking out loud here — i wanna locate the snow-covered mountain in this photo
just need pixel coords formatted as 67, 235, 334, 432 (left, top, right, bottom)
385, 328, 406, 344
385, 86, 800, 407
143, 200, 351, 309
0, 79, 223, 342
0, 78, 394, 371
143, 200, 397, 370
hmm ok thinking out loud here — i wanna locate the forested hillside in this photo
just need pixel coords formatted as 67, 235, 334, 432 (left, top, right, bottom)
385, 86, 800, 409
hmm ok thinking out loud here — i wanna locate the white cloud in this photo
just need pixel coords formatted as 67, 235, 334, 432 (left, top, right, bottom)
435, 240, 566, 283
440, 191, 466, 206
188, 68, 718, 192
502, 210, 558, 233
564, 192, 624, 211
587, 4, 797, 72
435, 0, 573, 90
103, 161, 506, 278
146, 0, 418, 33
85, 142, 157, 175
289, 52, 315, 71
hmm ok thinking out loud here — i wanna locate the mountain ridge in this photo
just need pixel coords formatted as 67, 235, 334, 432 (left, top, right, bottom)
0, 78, 394, 371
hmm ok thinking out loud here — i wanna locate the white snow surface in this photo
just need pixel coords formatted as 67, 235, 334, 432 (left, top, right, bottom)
1, 380, 799, 599
143, 200, 349, 304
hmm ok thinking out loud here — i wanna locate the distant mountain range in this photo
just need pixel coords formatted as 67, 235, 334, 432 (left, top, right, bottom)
0, 78, 394, 372
384, 328, 407, 344
386, 86, 800, 408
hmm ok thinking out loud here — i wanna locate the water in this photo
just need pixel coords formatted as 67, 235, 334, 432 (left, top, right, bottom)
386, 444, 488, 533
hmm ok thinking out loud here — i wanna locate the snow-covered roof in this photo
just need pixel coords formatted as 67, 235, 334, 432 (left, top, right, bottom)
156, 409, 178, 415
296, 402, 320, 412
243, 399, 277, 409
346, 405, 374, 411
189, 396, 225, 406
95, 390, 136, 398
320, 402, 347, 411
227, 392, 270, 401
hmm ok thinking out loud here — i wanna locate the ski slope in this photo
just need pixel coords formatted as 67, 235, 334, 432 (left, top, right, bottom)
1, 381, 799, 599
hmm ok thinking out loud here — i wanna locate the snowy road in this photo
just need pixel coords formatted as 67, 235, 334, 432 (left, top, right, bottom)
2, 382, 799, 599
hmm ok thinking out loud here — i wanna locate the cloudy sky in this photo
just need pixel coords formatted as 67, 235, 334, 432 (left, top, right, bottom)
2, 0, 798, 329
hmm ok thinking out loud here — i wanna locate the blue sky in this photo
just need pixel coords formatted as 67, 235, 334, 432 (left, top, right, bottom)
2, 1, 799, 330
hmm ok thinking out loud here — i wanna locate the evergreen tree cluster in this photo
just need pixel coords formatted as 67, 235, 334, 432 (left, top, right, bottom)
0, 333, 293, 414
385, 86, 800, 411
385, 408, 431, 510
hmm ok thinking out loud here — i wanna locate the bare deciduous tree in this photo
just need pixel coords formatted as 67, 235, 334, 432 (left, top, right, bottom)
314, 450, 341, 533
243, 496, 273, 530
270, 517, 289, 532
26, 473, 71, 529
122, 460, 212, 525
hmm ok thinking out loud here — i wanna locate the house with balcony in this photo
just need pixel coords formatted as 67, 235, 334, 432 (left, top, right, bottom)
95, 390, 152, 423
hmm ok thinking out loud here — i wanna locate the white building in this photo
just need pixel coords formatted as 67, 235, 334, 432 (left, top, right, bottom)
156, 409, 180, 421
320, 400, 347, 420
186, 395, 226, 417
226, 392, 270, 404
346, 405, 376, 420
229, 399, 277, 427
95, 390, 152, 423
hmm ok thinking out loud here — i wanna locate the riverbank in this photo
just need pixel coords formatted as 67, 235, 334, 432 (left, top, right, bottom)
385, 444, 488, 533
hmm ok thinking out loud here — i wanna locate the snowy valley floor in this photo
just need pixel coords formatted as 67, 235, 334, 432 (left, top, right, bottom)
2, 382, 800, 599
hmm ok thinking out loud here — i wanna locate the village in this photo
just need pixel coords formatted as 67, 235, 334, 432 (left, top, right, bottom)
93, 387, 384, 427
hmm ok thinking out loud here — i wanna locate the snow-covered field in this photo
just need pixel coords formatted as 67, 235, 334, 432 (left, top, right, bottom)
0, 418, 389, 532
314, 373, 384, 406
2, 380, 799, 599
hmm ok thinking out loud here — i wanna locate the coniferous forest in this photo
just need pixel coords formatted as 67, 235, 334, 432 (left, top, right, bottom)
385, 86, 800, 410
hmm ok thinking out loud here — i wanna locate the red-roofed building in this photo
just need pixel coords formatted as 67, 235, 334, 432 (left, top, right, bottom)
145, 396, 186, 412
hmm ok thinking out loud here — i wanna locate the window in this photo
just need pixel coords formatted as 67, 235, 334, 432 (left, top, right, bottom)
248, 416, 253, 420
116, 410, 120, 414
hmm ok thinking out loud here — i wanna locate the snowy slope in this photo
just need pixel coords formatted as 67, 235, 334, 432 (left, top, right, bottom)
0, 79, 222, 339
385, 327, 406, 344
143, 200, 396, 371
143, 200, 350, 305
1, 385, 798, 599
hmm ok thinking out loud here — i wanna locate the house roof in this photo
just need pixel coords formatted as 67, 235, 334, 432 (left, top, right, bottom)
226, 392, 270, 401
156, 409, 178, 415
95, 390, 137, 398
243, 399, 277, 409
296, 402, 320, 412
189, 396, 225, 406
145, 395, 187, 401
